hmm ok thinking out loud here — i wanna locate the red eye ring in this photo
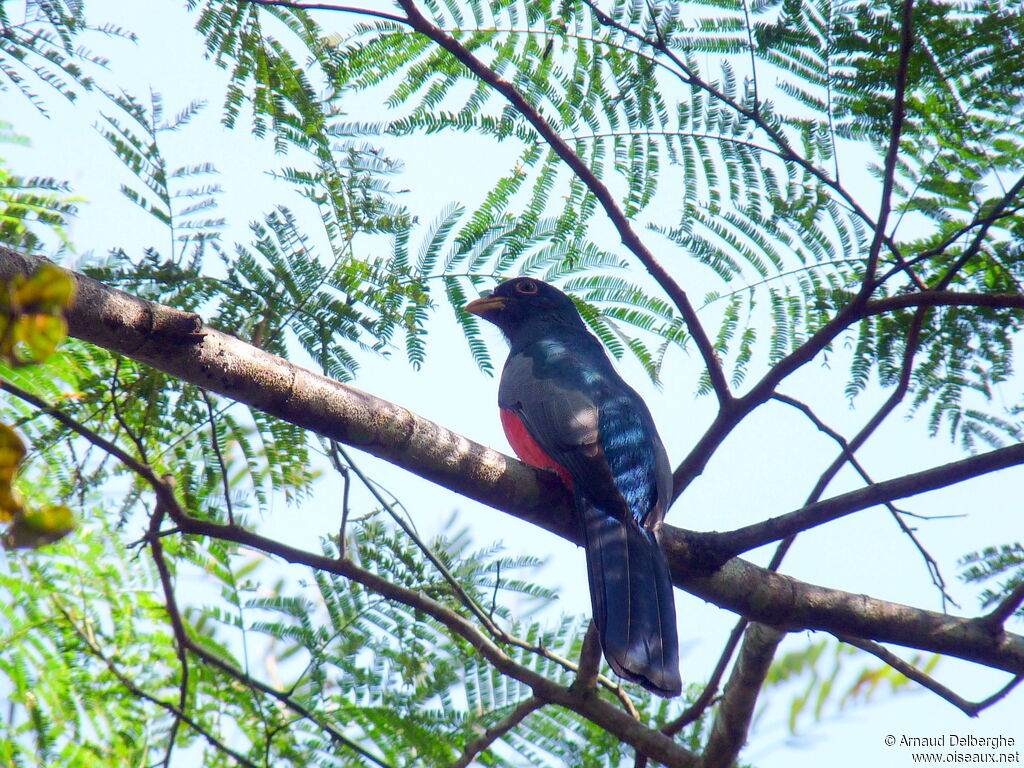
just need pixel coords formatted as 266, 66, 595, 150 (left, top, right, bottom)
515, 280, 538, 295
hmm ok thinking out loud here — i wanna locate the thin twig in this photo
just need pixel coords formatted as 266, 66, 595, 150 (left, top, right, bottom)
448, 696, 544, 768
835, 634, 1022, 717
772, 392, 957, 609
240, 0, 408, 25
110, 358, 150, 464
327, 440, 352, 556
201, 389, 236, 526
758, 311, 927, 577
972, 674, 1024, 712
662, 617, 748, 736
862, 0, 916, 287
393, 0, 733, 406
53, 600, 259, 768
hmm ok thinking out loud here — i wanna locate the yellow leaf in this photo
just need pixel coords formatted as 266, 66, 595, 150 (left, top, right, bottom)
10, 313, 68, 363
15, 263, 76, 310
0, 264, 75, 365
2, 505, 75, 549
0, 424, 26, 523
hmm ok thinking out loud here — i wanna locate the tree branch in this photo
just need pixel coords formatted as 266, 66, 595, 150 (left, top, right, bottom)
699, 623, 785, 768
449, 696, 544, 768
240, 0, 408, 25
662, 617, 746, 736
980, 582, 1024, 633
173, 517, 700, 766
672, 286, 1023, 497
864, 291, 1024, 315
699, 442, 1024, 561
835, 634, 1022, 717
862, 0, 915, 286
3, 248, 1023, 682
664, 551, 1024, 674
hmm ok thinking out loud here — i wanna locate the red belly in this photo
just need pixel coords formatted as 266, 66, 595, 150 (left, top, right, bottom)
500, 409, 572, 488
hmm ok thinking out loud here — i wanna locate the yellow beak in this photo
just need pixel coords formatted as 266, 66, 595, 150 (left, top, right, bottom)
465, 295, 506, 318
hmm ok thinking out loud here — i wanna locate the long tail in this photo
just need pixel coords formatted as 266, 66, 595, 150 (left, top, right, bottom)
580, 499, 681, 698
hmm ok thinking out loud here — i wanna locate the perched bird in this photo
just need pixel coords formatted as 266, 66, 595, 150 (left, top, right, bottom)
467, 277, 681, 697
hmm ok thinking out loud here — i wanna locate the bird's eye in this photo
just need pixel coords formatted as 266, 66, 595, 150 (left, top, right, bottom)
515, 280, 538, 295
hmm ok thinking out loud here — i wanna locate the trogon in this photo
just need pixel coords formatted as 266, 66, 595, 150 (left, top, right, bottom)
467, 277, 681, 697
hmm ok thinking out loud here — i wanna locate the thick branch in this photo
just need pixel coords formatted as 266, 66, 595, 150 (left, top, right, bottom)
699, 623, 785, 768
663, 552, 1024, 674
3, 248, 1023, 680
663, 617, 747, 735
0, 246, 574, 538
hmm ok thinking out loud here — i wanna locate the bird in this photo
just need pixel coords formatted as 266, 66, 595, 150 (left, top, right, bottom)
466, 277, 681, 697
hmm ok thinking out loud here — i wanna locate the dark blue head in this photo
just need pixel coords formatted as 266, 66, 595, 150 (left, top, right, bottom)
466, 278, 586, 340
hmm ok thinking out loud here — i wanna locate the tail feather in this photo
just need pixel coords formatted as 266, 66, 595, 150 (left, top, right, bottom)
580, 499, 681, 698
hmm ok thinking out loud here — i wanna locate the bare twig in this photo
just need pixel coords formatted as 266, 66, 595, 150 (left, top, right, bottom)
240, 0, 408, 25
700, 441, 1024, 561
835, 634, 1022, 717
391, 0, 733, 406
110, 358, 150, 464
662, 617, 747, 735
772, 392, 957, 608
326, 440, 353, 555
448, 696, 544, 768
862, 0, 916, 286
972, 674, 1024, 712
201, 389, 236, 526
755, 310, 925, 572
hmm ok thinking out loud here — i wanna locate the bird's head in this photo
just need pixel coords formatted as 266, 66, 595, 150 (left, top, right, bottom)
465, 277, 584, 338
